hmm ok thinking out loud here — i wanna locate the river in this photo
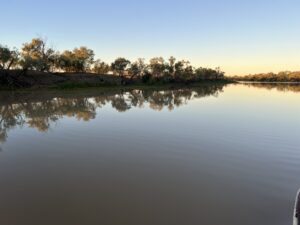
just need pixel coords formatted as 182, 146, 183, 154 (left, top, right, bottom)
0, 83, 299, 225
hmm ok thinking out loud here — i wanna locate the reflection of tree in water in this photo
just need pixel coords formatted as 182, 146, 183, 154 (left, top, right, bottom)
0, 98, 98, 142
20, 99, 97, 131
0, 84, 225, 143
0, 104, 25, 143
143, 85, 224, 111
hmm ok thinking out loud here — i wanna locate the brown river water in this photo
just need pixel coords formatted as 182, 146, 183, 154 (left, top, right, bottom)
0, 83, 299, 225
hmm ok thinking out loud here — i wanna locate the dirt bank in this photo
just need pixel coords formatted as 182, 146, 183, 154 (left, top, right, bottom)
0, 70, 122, 88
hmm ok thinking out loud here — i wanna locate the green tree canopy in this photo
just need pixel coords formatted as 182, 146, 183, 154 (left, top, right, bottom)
111, 57, 131, 77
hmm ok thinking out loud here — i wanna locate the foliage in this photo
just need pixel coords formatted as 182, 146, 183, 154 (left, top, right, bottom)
58, 47, 94, 73
128, 58, 147, 79
141, 72, 152, 83
1, 38, 227, 86
195, 67, 225, 81
0, 45, 19, 70
20, 38, 56, 72
93, 60, 110, 74
111, 57, 131, 77
149, 57, 166, 78
232, 71, 300, 82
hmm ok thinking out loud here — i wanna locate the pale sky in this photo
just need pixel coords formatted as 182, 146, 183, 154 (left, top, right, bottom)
1, 0, 300, 75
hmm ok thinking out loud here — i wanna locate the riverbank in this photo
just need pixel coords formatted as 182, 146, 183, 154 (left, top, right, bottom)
0, 70, 122, 89
0, 70, 233, 90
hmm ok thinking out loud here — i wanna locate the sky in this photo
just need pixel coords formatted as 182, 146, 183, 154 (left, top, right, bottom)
1, 0, 300, 75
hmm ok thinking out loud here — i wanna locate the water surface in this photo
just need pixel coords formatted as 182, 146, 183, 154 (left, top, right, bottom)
0, 83, 299, 225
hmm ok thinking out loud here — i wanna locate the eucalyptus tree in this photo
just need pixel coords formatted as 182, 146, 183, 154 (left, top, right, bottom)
58, 47, 94, 72
93, 59, 110, 74
195, 67, 224, 80
149, 57, 166, 78
172, 60, 194, 81
128, 58, 147, 79
0, 45, 19, 70
72, 47, 94, 72
111, 57, 131, 78
167, 56, 176, 76
20, 38, 56, 72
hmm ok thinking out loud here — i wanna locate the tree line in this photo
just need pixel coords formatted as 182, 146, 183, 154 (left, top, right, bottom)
0, 37, 225, 84
232, 71, 300, 82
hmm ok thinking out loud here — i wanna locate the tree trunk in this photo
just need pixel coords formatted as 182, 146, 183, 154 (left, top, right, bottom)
7, 58, 15, 70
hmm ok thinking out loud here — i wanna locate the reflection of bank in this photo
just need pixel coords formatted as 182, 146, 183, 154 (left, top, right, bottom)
294, 189, 300, 225
0, 84, 226, 143
0, 131, 6, 143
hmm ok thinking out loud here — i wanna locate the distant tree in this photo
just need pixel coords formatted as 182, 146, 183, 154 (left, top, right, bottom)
136, 58, 147, 76
149, 57, 166, 78
167, 56, 176, 76
194, 67, 206, 80
232, 71, 300, 82
195, 67, 224, 80
93, 59, 110, 74
128, 63, 140, 80
72, 47, 94, 72
183, 65, 195, 81
215, 67, 225, 80
58, 47, 94, 72
20, 38, 56, 72
0, 45, 19, 70
56, 50, 75, 72
173, 60, 194, 81
174, 60, 187, 75
128, 58, 147, 79
111, 57, 131, 78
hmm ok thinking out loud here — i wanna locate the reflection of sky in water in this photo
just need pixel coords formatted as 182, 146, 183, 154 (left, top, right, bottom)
1, 83, 299, 148
0, 83, 299, 225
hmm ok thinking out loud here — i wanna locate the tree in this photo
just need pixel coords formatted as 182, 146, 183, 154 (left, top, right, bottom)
174, 60, 186, 75
167, 56, 176, 76
72, 47, 94, 72
0, 45, 19, 70
128, 58, 146, 79
58, 47, 94, 72
173, 60, 194, 81
128, 63, 140, 80
57, 50, 75, 72
215, 67, 225, 80
149, 57, 166, 78
111, 57, 131, 77
20, 38, 56, 72
93, 59, 110, 74
0, 45, 28, 87
195, 67, 224, 81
